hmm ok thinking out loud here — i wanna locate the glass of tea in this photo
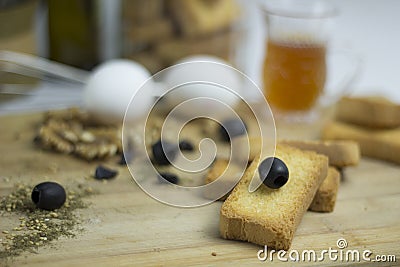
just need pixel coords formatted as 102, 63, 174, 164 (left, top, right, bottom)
261, 0, 359, 121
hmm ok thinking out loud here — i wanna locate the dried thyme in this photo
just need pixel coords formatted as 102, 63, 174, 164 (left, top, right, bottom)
0, 183, 94, 259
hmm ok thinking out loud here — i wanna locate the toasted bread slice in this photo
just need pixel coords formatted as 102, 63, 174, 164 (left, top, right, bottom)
206, 161, 340, 212
309, 167, 341, 212
234, 137, 360, 167
220, 144, 328, 250
279, 139, 360, 167
204, 159, 233, 201
336, 96, 400, 128
322, 120, 400, 165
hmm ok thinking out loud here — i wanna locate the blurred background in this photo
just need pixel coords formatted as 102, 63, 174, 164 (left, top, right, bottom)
1, 0, 399, 113
1, 0, 244, 71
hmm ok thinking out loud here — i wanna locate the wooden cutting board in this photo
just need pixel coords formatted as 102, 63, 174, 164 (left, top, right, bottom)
0, 112, 399, 266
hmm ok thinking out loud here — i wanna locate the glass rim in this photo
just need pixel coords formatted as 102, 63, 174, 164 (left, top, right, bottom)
259, 0, 339, 19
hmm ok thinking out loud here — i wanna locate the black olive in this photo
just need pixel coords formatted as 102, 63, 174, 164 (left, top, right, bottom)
118, 150, 134, 165
119, 139, 134, 165
179, 140, 194, 151
118, 154, 127, 165
158, 172, 180, 185
94, 165, 118, 180
31, 182, 66, 210
151, 140, 177, 165
33, 135, 42, 145
219, 119, 247, 142
258, 157, 289, 189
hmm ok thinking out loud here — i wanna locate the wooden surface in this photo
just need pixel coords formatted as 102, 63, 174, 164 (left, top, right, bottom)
0, 112, 399, 266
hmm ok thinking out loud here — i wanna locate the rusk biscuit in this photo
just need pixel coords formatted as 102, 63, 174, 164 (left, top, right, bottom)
235, 137, 360, 167
336, 96, 400, 128
220, 144, 328, 250
206, 160, 341, 213
155, 29, 233, 65
126, 18, 173, 45
168, 0, 239, 36
279, 139, 360, 167
309, 167, 341, 212
123, 0, 164, 24
204, 159, 231, 201
322, 121, 400, 165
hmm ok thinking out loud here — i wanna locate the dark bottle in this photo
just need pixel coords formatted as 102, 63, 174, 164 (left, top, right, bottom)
47, 0, 99, 70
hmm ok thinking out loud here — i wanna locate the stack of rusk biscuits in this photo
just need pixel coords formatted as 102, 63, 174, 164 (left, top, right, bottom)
323, 96, 400, 165
122, 0, 239, 73
206, 137, 360, 250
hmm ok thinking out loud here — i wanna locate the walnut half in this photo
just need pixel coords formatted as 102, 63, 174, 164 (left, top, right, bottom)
35, 108, 122, 161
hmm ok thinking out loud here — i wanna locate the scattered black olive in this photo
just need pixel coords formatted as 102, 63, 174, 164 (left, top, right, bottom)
119, 139, 134, 165
219, 119, 247, 142
152, 140, 177, 165
258, 157, 289, 189
33, 135, 42, 145
31, 182, 66, 210
179, 140, 194, 151
94, 165, 118, 180
118, 154, 127, 165
158, 172, 180, 185
118, 150, 134, 165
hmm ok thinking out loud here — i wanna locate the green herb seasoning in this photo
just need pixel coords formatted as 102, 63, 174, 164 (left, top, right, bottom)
0, 183, 94, 259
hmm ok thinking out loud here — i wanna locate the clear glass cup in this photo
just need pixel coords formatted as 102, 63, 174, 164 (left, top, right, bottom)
260, 0, 360, 123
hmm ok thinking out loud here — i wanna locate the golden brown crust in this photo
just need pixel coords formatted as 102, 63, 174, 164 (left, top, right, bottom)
279, 139, 360, 167
336, 96, 400, 128
309, 167, 340, 212
204, 159, 231, 201
235, 137, 360, 167
206, 158, 341, 209
220, 144, 328, 250
322, 121, 400, 165
205, 159, 229, 184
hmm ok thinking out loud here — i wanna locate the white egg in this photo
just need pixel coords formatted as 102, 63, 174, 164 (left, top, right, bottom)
84, 59, 154, 124
162, 55, 242, 119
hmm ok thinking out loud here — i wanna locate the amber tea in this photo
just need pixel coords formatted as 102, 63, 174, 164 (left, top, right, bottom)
263, 39, 327, 111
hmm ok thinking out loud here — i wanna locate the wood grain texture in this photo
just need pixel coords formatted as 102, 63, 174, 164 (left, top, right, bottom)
0, 113, 399, 266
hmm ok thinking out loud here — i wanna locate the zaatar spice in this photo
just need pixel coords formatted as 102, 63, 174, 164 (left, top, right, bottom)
0, 183, 94, 259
